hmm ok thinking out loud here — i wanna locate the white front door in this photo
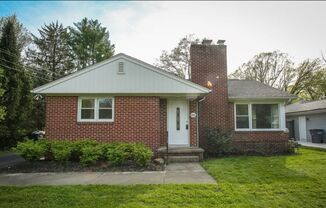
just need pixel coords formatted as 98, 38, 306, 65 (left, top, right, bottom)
299, 116, 307, 142
167, 99, 189, 146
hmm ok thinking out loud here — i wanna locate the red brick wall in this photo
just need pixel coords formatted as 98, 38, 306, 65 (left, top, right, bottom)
189, 100, 198, 146
190, 43, 229, 147
159, 99, 167, 146
45, 96, 161, 151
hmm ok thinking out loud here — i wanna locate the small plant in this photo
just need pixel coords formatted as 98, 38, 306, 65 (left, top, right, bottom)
206, 128, 232, 156
51, 140, 73, 165
13, 139, 48, 162
288, 138, 300, 154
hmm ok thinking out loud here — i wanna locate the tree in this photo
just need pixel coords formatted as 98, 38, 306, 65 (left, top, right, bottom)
0, 18, 33, 148
0, 15, 31, 53
230, 51, 326, 101
229, 51, 294, 91
322, 53, 326, 64
26, 21, 74, 86
69, 18, 115, 70
0, 68, 5, 121
156, 34, 201, 79
288, 59, 326, 100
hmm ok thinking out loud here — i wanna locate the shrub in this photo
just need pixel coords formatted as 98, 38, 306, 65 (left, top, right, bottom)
206, 128, 232, 156
105, 143, 153, 166
106, 143, 130, 166
79, 145, 103, 166
130, 143, 153, 166
71, 139, 99, 161
51, 141, 73, 165
13, 139, 48, 162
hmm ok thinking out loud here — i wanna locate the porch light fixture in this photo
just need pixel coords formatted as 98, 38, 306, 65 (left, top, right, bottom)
207, 81, 213, 89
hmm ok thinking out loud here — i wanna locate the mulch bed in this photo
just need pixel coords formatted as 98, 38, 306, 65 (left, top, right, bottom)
0, 160, 164, 173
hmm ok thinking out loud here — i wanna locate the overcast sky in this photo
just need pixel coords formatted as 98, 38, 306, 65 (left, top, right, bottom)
1, 1, 326, 74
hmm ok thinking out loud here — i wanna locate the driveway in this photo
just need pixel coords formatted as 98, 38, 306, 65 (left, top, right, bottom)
0, 163, 216, 186
0, 153, 25, 169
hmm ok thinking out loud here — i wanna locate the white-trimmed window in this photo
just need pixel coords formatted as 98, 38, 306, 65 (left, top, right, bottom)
235, 103, 281, 131
235, 104, 249, 129
78, 97, 114, 122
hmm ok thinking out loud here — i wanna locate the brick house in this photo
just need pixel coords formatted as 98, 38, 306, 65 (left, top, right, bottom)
33, 40, 295, 160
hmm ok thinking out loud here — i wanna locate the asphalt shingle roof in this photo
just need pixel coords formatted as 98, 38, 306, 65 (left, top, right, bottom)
285, 99, 326, 113
228, 79, 296, 100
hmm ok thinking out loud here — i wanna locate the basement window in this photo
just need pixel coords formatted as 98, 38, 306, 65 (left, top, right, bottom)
78, 97, 114, 122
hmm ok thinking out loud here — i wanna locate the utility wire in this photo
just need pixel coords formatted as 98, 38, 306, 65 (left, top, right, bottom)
0, 48, 63, 77
0, 57, 42, 75
0, 62, 51, 82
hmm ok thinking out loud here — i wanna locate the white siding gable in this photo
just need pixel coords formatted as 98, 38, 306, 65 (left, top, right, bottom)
33, 54, 210, 95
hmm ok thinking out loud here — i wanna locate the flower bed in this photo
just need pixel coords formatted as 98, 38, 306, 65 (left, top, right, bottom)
2, 139, 164, 173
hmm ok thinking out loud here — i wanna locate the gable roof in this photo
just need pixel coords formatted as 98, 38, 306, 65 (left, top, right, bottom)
228, 79, 296, 100
286, 99, 326, 114
33, 53, 210, 95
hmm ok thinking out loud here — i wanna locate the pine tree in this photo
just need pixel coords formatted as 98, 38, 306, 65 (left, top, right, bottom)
0, 15, 31, 53
69, 18, 115, 70
26, 21, 74, 86
0, 18, 33, 148
0, 68, 5, 121
26, 21, 74, 130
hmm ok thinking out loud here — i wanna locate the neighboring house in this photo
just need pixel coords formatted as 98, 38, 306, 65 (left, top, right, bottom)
33, 40, 295, 159
286, 99, 326, 142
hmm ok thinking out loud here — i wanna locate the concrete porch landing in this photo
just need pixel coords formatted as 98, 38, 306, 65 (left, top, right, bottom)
0, 163, 216, 186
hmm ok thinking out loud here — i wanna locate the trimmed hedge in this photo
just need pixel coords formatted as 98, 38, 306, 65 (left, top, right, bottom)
13, 139, 153, 167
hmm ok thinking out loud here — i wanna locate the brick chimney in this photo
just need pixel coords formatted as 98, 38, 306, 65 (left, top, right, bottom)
190, 40, 229, 147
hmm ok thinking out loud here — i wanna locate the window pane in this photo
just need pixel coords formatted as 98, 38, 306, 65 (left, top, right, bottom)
236, 104, 248, 115
252, 104, 279, 129
99, 109, 112, 119
81, 99, 95, 108
99, 98, 112, 108
176, 107, 180, 131
81, 109, 94, 119
236, 116, 249, 128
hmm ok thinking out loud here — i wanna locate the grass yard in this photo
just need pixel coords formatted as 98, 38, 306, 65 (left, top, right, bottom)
0, 148, 325, 208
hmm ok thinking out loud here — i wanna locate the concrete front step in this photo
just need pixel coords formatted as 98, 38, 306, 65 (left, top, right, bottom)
166, 156, 199, 163
157, 146, 204, 162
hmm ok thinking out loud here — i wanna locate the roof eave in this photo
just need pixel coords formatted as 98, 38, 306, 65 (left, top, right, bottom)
229, 96, 296, 101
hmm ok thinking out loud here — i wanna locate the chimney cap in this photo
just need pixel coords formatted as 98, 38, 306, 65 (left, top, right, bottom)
202, 39, 213, 45
217, 40, 225, 45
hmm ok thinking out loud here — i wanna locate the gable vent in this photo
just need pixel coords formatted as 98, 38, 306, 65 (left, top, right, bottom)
117, 62, 125, 74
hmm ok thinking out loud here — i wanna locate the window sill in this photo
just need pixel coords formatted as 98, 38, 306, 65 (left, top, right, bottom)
77, 120, 114, 124
235, 129, 286, 132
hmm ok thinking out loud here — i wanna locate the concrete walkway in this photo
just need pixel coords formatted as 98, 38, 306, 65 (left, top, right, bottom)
0, 163, 216, 186
299, 141, 326, 149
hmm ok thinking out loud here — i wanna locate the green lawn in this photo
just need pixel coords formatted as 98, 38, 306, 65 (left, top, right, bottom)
0, 148, 325, 208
